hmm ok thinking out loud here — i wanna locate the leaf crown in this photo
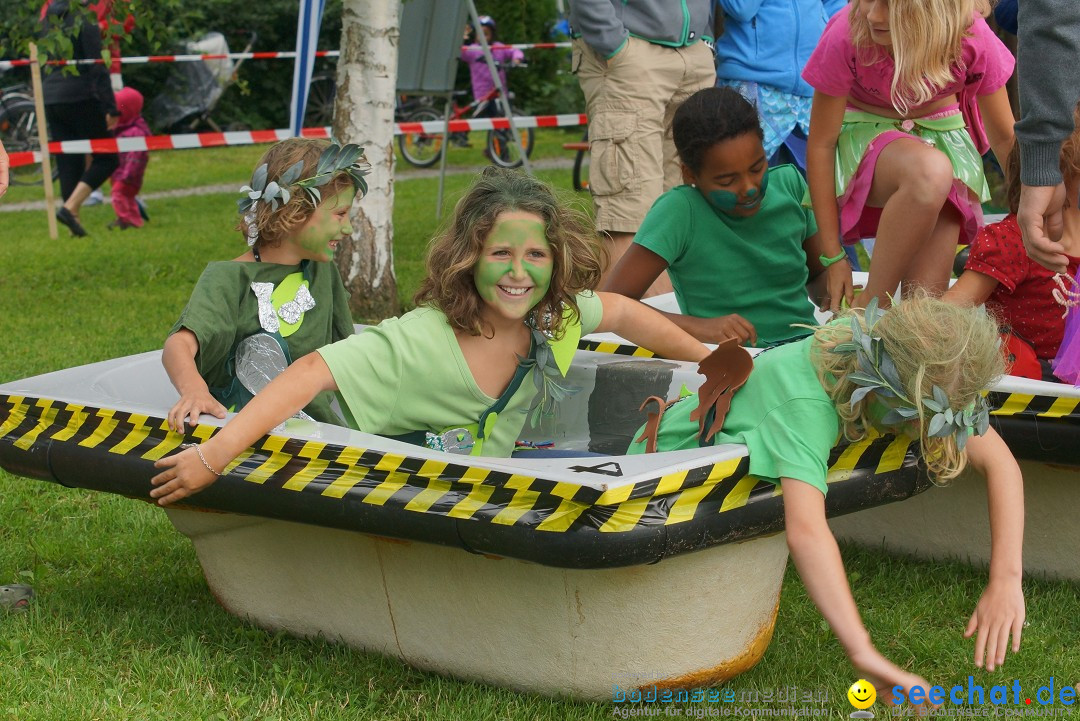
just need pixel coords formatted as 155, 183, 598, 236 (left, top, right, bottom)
237, 142, 370, 214
833, 297, 991, 451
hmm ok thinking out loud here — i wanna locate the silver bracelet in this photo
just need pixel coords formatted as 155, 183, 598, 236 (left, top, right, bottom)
181, 443, 222, 476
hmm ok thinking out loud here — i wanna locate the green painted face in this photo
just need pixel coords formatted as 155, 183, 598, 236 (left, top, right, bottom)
473, 211, 553, 323
292, 186, 356, 261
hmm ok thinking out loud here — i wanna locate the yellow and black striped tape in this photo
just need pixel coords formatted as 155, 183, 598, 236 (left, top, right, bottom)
985, 389, 1080, 421
1, 393, 916, 534
578, 338, 657, 358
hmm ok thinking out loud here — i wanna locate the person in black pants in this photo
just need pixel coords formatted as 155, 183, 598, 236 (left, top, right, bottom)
41, 0, 118, 236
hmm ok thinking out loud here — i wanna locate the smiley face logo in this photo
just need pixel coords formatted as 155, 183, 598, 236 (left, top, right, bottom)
848, 679, 877, 710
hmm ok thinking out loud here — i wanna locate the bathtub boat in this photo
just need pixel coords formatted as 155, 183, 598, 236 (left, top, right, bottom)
579, 274, 1080, 582
0, 342, 930, 700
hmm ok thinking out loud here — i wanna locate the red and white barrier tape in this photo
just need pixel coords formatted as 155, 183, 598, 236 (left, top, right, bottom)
6, 113, 587, 168
0, 42, 571, 70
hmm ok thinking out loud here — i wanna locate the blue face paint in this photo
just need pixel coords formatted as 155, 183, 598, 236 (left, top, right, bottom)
703, 169, 770, 216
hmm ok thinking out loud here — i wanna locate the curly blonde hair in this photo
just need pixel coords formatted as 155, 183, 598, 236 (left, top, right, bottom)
239, 138, 361, 249
849, 0, 975, 116
810, 292, 1005, 482
414, 167, 604, 338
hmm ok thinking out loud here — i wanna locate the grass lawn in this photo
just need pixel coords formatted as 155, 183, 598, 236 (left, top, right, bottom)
1, 141, 1078, 720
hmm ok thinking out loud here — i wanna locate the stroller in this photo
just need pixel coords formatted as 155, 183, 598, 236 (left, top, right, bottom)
148, 31, 256, 133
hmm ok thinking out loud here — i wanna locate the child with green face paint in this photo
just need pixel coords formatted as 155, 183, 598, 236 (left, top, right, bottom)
604, 87, 841, 349
162, 138, 368, 432
150, 168, 711, 506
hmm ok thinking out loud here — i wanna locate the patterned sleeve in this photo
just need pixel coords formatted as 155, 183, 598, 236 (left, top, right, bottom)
801, 12, 856, 98
964, 218, 1027, 294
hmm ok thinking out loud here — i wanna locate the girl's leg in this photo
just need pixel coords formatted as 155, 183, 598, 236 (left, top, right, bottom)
855, 138, 957, 307
899, 202, 961, 296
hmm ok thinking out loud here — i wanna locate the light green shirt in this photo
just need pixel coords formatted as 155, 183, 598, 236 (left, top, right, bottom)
318, 292, 604, 458
627, 336, 839, 494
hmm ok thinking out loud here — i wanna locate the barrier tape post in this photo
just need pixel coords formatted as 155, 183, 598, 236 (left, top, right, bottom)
28, 43, 58, 240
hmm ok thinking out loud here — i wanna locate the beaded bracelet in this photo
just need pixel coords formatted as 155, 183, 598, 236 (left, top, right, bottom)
181, 443, 222, 476
819, 250, 848, 267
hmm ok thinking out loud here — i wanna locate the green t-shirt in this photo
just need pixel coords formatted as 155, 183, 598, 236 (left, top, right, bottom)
170, 260, 354, 424
317, 292, 604, 458
634, 165, 819, 347
627, 336, 839, 495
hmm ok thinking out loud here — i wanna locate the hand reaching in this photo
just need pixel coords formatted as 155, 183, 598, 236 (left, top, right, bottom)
150, 442, 225, 506
964, 579, 1025, 671
822, 260, 854, 314
850, 646, 937, 714
1018, 182, 1069, 273
699, 314, 757, 346
167, 390, 227, 433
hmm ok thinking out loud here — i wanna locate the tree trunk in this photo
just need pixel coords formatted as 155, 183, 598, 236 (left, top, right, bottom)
334, 0, 401, 322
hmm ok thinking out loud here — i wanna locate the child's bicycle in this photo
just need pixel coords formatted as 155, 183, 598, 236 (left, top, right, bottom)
0, 80, 54, 186
397, 67, 535, 169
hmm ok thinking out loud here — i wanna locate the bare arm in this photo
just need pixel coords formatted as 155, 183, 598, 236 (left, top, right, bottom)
961, 428, 1025, 671
594, 291, 710, 363
150, 352, 339, 506
162, 330, 226, 432
806, 91, 854, 312
602, 241, 758, 345
0, 138, 8, 198
977, 87, 1016, 176
942, 270, 999, 307
781, 479, 933, 705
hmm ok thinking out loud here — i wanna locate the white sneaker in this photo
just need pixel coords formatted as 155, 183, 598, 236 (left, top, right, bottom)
84, 189, 106, 206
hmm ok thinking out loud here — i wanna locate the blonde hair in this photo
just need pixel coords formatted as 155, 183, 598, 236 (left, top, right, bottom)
810, 292, 1005, 482
414, 167, 604, 338
849, 0, 975, 116
239, 138, 361, 249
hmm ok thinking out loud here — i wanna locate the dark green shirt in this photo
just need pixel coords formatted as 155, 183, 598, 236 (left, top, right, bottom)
170, 260, 354, 424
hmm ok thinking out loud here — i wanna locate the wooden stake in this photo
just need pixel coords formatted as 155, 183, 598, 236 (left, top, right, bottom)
29, 43, 58, 240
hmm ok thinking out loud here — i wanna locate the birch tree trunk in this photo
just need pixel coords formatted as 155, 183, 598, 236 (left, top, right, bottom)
333, 0, 401, 321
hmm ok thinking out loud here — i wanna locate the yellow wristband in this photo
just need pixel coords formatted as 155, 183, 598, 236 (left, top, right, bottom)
820, 250, 847, 267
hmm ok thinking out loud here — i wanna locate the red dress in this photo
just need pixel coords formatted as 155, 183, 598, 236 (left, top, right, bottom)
965, 214, 1080, 360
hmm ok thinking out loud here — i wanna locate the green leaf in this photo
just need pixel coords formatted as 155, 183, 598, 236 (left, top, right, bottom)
927, 412, 949, 437
921, 396, 943, 413
849, 385, 875, 408
279, 159, 304, 186
251, 163, 268, 191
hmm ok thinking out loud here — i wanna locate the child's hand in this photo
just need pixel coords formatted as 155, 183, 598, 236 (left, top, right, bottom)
822, 261, 855, 313
702, 314, 757, 346
150, 442, 225, 506
168, 391, 227, 433
964, 578, 1025, 671
850, 646, 937, 714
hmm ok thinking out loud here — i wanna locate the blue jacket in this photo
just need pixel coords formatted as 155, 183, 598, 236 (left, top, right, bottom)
715, 0, 846, 97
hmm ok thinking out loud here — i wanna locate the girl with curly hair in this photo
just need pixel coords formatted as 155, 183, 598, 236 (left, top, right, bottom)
163, 137, 367, 431
151, 167, 709, 506
628, 292, 1025, 705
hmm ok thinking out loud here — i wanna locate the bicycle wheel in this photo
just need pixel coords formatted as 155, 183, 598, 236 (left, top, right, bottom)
304, 73, 336, 129
0, 96, 54, 186
397, 107, 445, 168
572, 131, 589, 192
486, 112, 534, 169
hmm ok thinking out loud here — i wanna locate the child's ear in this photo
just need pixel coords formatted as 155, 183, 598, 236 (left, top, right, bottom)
680, 164, 696, 188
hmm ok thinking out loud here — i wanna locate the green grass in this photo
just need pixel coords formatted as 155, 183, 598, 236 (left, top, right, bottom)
1, 146, 1078, 720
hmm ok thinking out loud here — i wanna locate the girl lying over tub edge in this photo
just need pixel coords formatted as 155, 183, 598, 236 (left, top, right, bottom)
628, 293, 1025, 707
150, 168, 710, 504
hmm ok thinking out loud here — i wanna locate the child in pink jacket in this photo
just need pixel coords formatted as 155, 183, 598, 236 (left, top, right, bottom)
109, 86, 150, 229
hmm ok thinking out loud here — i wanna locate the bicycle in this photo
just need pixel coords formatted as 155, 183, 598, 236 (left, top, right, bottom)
0, 81, 54, 186
397, 65, 535, 169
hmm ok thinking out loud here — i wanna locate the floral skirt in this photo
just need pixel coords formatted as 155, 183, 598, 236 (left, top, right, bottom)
835, 108, 988, 245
